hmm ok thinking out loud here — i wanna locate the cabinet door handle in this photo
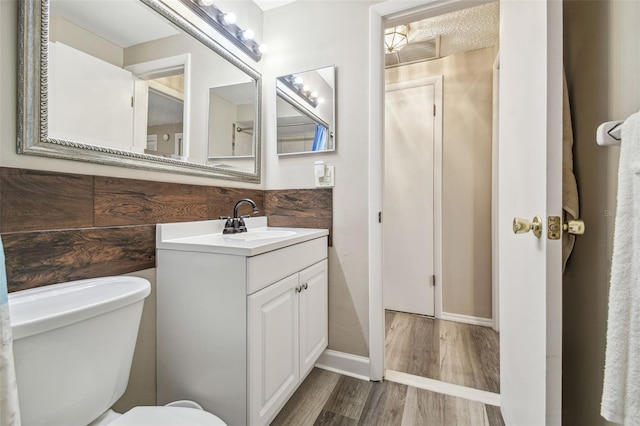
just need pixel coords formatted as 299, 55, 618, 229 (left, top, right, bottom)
295, 285, 302, 293
302, 282, 308, 290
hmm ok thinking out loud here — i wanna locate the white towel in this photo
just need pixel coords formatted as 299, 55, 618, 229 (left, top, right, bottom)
602, 110, 640, 425
0, 237, 21, 426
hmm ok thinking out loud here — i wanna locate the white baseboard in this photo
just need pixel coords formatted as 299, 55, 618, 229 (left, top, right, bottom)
440, 312, 493, 328
315, 349, 371, 381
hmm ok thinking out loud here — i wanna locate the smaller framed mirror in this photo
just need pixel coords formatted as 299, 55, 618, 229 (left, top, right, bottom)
276, 65, 335, 156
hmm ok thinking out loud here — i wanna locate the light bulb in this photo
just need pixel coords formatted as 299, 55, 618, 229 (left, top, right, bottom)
310, 91, 319, 98
317, 97, 325, 104
195, 0, 214, 5
238, 29, 254, 41
293, 76, 304, 86
302, 84, 310, 92
258, 44, 268, 54
219, 12, 237, 25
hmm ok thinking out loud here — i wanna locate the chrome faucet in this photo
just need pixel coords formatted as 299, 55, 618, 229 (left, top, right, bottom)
221, 198, 259, 234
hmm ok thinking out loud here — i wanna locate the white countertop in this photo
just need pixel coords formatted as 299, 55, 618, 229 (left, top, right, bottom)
156, 217, 329, 256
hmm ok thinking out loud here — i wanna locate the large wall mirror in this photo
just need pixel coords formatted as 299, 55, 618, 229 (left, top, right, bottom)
276, 66, 335, 156
18, 0, 262, 182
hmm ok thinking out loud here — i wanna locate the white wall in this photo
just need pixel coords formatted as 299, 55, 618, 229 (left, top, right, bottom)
50, 16, 123, 67
264, 1, 375, 356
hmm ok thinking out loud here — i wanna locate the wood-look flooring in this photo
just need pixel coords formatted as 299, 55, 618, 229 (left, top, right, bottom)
385, 311, 500, 394
272, 368, 504, 426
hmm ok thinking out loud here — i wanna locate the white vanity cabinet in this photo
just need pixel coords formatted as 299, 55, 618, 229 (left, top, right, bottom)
155, 219, 328, 426
248, 259, 328, 426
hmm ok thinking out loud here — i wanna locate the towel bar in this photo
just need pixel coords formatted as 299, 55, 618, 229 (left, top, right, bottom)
597, 120, 623, 146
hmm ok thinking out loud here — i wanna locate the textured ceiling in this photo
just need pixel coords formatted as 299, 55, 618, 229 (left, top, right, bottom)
407, 1, 499, 58
253, 1, 498, 59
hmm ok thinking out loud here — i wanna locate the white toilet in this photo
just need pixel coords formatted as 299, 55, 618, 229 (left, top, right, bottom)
9, 276, 227, 426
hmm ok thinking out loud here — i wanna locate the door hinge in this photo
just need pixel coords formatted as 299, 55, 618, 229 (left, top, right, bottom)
431, 275, 436, 286
378, 211, 382, 223
131, 96, 134, 108
433, 104, 436, 117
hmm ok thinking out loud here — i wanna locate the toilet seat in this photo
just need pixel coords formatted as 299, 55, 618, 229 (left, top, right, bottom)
108, 406, 227, 426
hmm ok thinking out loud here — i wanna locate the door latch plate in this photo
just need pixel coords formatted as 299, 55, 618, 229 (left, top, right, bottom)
548, 216, 561, 240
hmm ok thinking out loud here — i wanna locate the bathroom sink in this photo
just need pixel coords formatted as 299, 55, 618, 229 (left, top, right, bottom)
227, 230, 296, 241
156, 218, 329, 256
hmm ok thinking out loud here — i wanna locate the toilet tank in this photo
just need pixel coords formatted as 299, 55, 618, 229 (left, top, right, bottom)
9, 276, 151, 426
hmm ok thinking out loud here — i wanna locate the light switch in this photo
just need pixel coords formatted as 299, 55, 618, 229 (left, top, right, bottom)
315, 165, 335, 188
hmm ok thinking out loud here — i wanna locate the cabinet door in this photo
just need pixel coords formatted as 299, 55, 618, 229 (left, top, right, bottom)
248, 273, 299, 426
299, 260, 329, 378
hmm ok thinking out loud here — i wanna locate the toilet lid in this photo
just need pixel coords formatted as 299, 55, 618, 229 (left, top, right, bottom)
109, 406, 227, 426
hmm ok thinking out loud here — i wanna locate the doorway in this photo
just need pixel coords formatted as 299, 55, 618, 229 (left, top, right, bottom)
126, 54, 191, 159
380, 1, 500, 399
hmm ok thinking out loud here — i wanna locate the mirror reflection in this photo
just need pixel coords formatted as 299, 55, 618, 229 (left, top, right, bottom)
208, 82, 256, 159
20, 0, 261, 181
276, 66, 335, 155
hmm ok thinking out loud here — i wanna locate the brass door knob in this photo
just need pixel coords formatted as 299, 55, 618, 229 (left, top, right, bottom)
563, 219, 585, 235
513, 216, 542, 238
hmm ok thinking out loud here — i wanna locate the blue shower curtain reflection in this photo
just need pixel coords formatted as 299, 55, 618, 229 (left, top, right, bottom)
312, 125, 327, 151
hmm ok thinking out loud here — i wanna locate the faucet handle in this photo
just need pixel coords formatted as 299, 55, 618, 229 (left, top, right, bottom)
240, 215, 251, 219
219, 216, 231, 220
221, 217, 236, 234
237, 216, 248, 232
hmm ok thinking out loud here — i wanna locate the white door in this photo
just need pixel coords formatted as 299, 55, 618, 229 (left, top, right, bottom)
132, 78, 150, 154
248, 274, 299, 426
48, 42, 134, 149
498, 1, 563, 424
383, 79, 438, 316
299, 260, 328, 378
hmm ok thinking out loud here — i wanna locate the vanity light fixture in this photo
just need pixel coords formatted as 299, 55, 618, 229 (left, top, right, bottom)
238, 29, 254, 41
218, 12, 237, 26
278, 75, 319, 108
384, 24, 409, 54
184, 0, 265, 61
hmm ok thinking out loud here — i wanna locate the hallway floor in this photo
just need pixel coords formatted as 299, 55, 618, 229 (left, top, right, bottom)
385, 311, 500, 394
272, 313, 502, 425
272, 368, 504, 425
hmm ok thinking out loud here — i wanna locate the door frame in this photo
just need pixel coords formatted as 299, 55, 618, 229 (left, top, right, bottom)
368, 0, 494, 382
383, 76, 443, 319
125, 53, 192, 158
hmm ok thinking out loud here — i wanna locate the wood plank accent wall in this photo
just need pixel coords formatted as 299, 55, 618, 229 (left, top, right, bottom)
0, 167, 332, 293
265, 188, 333, 246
